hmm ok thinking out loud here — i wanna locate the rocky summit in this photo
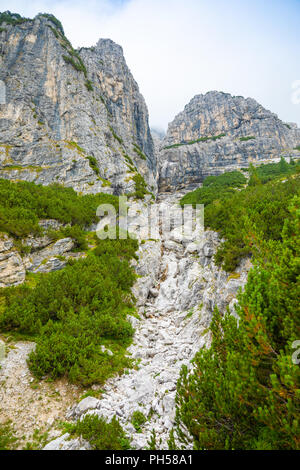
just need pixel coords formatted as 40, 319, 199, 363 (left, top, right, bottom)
159, 91, 300, 191
0, 13, 157, 195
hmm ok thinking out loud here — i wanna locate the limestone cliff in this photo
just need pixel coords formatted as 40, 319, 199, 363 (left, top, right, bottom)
159, 91, 300, 191
0, 12, 157, 194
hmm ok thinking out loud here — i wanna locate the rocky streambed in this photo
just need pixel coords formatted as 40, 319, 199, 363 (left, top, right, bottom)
44, 192, 251, 450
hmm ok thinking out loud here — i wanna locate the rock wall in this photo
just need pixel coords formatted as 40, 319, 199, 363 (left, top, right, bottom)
0, 13, 157, 194
159, 91, 300, 191
0, 224, 86, 287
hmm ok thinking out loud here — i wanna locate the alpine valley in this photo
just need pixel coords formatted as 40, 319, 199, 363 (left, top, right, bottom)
0, 11, 299, 451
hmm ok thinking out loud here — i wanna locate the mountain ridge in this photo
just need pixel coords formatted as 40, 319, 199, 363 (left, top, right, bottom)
159, 90, 300, 191
0, 11, 157, 195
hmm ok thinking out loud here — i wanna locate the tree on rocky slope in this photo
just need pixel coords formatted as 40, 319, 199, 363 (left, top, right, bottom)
174, 196, 300, 450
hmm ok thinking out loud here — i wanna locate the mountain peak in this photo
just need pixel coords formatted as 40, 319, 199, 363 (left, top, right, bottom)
159, 91, 300, 191
96, 38, 124, 57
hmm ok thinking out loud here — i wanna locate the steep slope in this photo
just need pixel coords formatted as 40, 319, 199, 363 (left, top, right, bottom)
159, 91, 300, 191
0, 12, 156, 194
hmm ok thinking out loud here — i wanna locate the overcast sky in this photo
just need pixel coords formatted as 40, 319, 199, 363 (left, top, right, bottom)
1, 0, 300, 130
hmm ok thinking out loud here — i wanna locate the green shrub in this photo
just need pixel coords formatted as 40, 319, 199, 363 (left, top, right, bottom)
93, 236, 138, 262
180, 163, 300, 271
66, 140, 85, 153
131, 174, 149, 200
0, 422, 17, 450
252, 157, 298, 184
87, 156, 99, 176
206, 177, 300, 271
202, 170, 247, 189
0, 178, 119, 238
109, 127, 123, 145
180, 185, 231, 207
248, 163, 262, 186
180, 171, 246, 208
47, 225, 88, 251
69, 414, 131, 450
133, 144, 147, 161
99, 177, 111, 187
164, 134, 226, 150
85, 80, 93, 92
40, 13, 64, 34
62, 54, 87, 76
0, 11, 29, 26
0, 237, 138, 386
131, 411, 147, 432
175, 197, 300, 449
239, 136, 256, 141
147, 429, 157, 450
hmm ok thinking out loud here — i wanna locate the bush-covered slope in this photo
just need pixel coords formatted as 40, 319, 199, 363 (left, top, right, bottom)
0, 178, 138, 386
0, 236, 138, 386
0, 179, 119, 238
180, 159, 300, 271
175, 195, 300, 449
175, 161, 300, 450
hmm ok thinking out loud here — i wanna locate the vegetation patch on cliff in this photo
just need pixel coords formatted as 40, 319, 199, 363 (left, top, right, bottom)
40, 13, 64, 34
131, 173, 151, 200
86, 156, 100, 176
239, 135, 256, 141
109, 126, 124, 145
0, 11, 29, 26
133, 144, 147, 161
164, 133, 226, 150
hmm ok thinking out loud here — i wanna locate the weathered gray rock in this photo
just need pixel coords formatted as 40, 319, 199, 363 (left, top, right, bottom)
23, 234, 54, 251
0, 13, 157, 195
43, 433, 91, 450
24, 237, 74, 273
0, 234, 25, 287
159, 91, 300, 191
67, 396, 101, 419
0, 229, 83, 286
100, 345, 113, 356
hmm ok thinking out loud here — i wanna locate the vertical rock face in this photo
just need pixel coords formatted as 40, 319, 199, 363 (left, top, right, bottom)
159, 91, 300, 191
0, 13, 157, 194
